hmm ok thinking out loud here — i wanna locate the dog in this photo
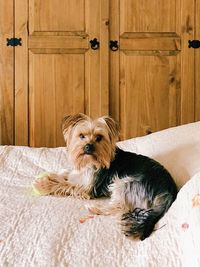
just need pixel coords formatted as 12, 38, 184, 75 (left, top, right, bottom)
33, 113, 178, 241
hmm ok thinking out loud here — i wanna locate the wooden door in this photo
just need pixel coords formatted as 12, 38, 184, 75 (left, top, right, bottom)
0, 1, 14, 145
110, 0, 197, 140
15, 0, 109, 147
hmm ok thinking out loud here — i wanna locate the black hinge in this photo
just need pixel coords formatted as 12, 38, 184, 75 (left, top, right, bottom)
188, 40, 200, 49
7, 38, 22, 46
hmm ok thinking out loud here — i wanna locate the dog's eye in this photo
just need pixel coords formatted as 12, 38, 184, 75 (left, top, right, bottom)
96, 135, 103, 142
80, 134, 85, 140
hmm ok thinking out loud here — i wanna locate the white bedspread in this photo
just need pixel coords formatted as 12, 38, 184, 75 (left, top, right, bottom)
1, 122, 200, 267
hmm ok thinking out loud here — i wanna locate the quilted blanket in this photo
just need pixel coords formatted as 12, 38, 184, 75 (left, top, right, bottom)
1, 122, 200, 267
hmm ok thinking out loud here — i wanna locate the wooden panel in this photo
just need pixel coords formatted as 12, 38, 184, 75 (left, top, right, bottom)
15, 0, 28, 145
120, 53, 179, 139
120, 0, 176, 34
85, 0, 109, 118
179, 0, 195, 123
120, 35, 181, 51
29, 53, 85, 147
99, 0, 109, 116
29, 36, 88, 49
195, 1, 200, 121
109, 0, 120, 123
29, 0, 85, 33
0, 1, 14, 145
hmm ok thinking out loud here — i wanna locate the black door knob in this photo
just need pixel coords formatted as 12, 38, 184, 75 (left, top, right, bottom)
90, 38, 100, 50
109, 40, 119, 51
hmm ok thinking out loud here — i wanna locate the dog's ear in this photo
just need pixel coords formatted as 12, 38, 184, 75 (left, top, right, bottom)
102, 116, 120, 143
62, 113, 89, 146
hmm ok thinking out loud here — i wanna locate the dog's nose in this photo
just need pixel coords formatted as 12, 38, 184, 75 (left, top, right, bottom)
84, 144, 94, 155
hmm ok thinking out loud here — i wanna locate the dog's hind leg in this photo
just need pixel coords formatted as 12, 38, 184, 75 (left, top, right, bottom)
86, 176, 131, 215
86, 202, 123, 215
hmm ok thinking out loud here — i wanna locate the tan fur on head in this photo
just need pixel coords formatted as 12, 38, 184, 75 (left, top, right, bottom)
62, 114, 119, 170
62, 113, 90, 146
98, 116, 119, 146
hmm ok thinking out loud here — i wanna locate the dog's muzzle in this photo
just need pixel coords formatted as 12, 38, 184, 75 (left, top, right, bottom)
84, 144, 95, 155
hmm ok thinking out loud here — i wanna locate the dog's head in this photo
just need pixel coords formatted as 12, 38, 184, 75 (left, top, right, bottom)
62, 113, 119, 170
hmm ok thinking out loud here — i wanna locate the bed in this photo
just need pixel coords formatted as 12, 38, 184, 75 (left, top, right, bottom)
1, 122, 200, 267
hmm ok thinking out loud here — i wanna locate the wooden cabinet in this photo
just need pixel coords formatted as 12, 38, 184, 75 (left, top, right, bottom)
1, 0, 200, 147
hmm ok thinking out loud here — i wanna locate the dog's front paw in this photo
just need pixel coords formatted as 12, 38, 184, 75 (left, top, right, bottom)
32, 172, 65, 196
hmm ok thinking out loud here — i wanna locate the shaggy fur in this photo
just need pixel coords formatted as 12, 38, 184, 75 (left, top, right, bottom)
33, 113, 177, 241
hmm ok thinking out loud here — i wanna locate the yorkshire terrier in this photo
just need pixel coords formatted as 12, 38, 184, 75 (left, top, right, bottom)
33, 113, 177, 241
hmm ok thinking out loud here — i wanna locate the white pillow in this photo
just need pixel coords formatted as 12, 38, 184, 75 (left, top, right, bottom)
117, 121, 200, 188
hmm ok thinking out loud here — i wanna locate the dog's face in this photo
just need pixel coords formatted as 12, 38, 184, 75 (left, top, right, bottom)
62, 113, 119, 170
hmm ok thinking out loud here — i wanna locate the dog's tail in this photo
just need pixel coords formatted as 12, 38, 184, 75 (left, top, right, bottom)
121, 208, 162, 241
121, 193, 175, 241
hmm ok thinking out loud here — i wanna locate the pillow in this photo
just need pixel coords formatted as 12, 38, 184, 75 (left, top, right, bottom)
117, 121, 200, 188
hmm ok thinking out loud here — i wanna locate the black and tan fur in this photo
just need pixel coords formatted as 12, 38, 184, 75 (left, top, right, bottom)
33, 113, 177, 241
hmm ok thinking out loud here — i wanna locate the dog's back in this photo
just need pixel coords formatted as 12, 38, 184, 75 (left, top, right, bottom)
93, 148, 178, 240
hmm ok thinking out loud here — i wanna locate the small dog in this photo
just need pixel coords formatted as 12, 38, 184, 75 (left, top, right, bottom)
33, 113, 177, 241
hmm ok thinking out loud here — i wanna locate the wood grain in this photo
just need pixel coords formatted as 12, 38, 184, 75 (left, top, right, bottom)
17, 0, 109, 147
15, 0, 28, 145
179, 0, 195, 124
120, 53, 179, 138
120, 37, 181, 51
85, 0, 109, 118
1, 0, 199, 146
29, 0, 85, 33
115, 0, 196, 139
109, 0, 120, 124
120, 0, 176, 33
29, 53, 85, 147
195, 1, 200, 121
29, 36, 88, 49
0, 0, 14, 145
